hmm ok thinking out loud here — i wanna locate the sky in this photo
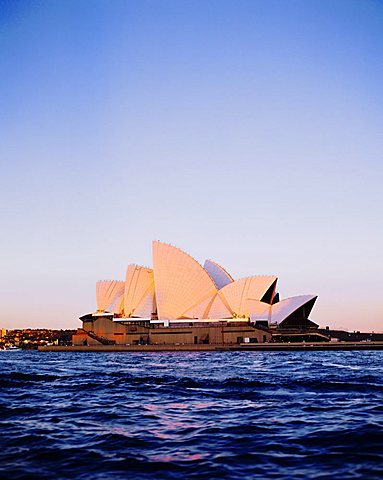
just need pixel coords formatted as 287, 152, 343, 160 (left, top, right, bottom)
0, 0, 382, 332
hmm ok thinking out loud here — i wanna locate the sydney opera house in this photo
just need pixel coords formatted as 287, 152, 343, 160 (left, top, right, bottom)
73, 241, 321, 347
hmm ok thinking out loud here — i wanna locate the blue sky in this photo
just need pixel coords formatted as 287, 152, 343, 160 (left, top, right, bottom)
1, 0, 382, 331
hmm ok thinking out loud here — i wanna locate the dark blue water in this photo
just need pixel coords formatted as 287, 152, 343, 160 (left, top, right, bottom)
1, 351, 383, 479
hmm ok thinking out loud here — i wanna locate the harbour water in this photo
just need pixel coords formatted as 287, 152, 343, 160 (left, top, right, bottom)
1, 350, 383, 479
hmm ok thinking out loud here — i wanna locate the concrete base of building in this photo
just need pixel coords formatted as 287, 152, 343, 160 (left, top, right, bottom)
38, 341, 383, 352
219, 341, 383, 351
39, 344, 223, 352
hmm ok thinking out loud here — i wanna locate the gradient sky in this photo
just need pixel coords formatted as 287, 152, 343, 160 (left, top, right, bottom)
1, 0, 382, 331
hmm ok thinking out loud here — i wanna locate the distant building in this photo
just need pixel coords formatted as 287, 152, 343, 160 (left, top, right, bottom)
74, 241, 318, 346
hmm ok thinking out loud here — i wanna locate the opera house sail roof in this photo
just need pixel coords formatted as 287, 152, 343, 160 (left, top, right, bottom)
124, 265, 155, 318
203, 259, 234, 290
84, 240, 318, 328
152, 241, 218, 320
96, 280, 124, 314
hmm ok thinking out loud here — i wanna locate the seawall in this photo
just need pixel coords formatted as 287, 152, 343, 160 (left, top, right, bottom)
38, 342, 383, 352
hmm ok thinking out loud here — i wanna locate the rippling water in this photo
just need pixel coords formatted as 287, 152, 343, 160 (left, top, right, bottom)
1, 351, 383, 479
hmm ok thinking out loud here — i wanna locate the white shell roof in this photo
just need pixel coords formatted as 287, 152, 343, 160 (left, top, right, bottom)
96, 280, 125, 313
203, 259, 234, 290
212, 276, 277, 317
92, 241, 317, 323
152, 241, 218, 320
250, 295, 317, 325
206, 293, 233, 318
124, 265, 155, 318
270, 295, 317, 325
182, 292, 218, 319
246, 299, 271, 318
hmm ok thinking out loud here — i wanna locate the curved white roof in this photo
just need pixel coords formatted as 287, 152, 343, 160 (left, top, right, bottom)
91, 242, 317, 323
96, 280, 125, 313
203, 259, 234, 290
206, 293, 233, 318
246, 299, 271, 318
182, 292, 218, 319
124, 265, 155, 318
153, 241, 218, 320
213, 276, 277, 317
269, 295, 317, 325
